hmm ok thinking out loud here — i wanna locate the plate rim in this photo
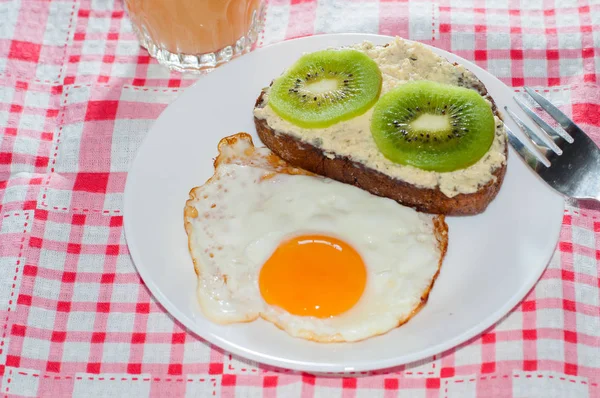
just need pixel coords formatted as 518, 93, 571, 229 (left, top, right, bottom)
124, 33, 564, 373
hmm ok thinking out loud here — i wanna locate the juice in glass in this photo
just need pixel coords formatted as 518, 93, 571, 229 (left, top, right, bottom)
125, 0, 265, 72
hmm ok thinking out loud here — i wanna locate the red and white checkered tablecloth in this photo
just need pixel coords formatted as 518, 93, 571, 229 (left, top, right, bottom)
0, 0, 599, 396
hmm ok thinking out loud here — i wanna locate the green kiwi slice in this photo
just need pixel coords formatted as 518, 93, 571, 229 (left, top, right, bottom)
268, 49, 382, 128
371, 81, 496, 172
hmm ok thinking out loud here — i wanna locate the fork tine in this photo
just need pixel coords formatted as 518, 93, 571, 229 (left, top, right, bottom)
513, 96, 571, 149
504, 123, 550, 170
523, 87, 576, 142
504, 106, 557, 162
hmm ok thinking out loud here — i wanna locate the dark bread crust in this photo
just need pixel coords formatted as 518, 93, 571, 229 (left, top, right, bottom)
253, 57, 507, 215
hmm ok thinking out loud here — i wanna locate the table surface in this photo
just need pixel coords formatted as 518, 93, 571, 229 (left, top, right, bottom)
0, 0, 599, 397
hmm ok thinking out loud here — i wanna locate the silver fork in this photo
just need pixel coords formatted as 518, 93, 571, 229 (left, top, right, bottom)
504, 86, 600, 203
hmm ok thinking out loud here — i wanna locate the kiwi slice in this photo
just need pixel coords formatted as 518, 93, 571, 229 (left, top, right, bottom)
371, 81, 496, 172
268, 49, 382, 128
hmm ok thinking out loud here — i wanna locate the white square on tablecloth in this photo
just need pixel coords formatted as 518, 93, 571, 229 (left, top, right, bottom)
81, 40, 106, 56
81, 225, 111, 245
77, 60, 103, 77
535, 307, 565, 329
273, 382, 303, 398
575, 283, 599, 308
182, 339, 213, 364
555, 12, 581, 28
43, 2, 74, 46
574, 253, 598, 277
53, 123, 83, 173
261, 3, 290, 46
36, 65, 62, 82
313, 385, 345, 398
92, 0, 118, 10
559, 33, 583, 49
448, 0, 473, 7
62, 341, 93, 362
2, 188, 32, 210
142, 342, 172, 364
66, 85, 91, 105
27, 306, 57, 330
115, 253, 136, 273
408, 1, 435, 41
109, 282, 140, 304
111, 62, 137, 79
444, 376, 477, 398
115, 39, 140, 57
315, 0, 379, 35
86, 15, 112, 35
111, 119, 152, 172
12, 135, 39, 157
535, 339, 565, 361
0, 212, 28, 234
185, 377, 220, 398
495, 339, 524, 362
0, 85, 14, 104
0, 256, 19, 311
72, 282, 101, 303
66, 311, 97, 332
0, 2, 19, 40
146, 63, 172, 79
450, 10, 474, 26
101, 342, 133, 363
535, 277, 563, 299
451, 32, 475, 51
38, 248, 68, 272
32, 276, 62, 301
19, 114, 46, 132
486, 13, 510, 28
72, 374, 151, 398
523, 33, 547, 50
523, 58, 549, 78
24, 89, 52, 109
106, 311, 136, 332
513, 371, 589, 398
560, 57, 584, 78
76, 253, 105, 273
578, 338, 600, 368
493, 310, 524, 332
487, 33, 511, 50
20, 336, 51, 360
572, 226, 596, 249
487, 59, 512, 78
520, 15, 544, 31
576, 312, 600, 337
43, 219, 71, 242
453, 342, 483, 367
2, 369, 40, 397
146, 311, 176, 334
517, 0, 544, 9
356, 389, 384, 398
398, 388, 426, 398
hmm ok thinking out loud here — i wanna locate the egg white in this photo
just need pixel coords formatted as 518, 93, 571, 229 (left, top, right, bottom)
184, 134, 447, 342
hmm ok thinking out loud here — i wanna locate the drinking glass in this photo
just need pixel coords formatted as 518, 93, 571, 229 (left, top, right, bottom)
125, 0, 265, 72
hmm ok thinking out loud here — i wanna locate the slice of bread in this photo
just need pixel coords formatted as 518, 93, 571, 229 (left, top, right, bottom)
253, 39, 507, 216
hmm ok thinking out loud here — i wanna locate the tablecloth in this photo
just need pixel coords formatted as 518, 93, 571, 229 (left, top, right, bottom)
0, 0, 599, 396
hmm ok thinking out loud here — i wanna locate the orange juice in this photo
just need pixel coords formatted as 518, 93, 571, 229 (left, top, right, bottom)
125, 0, 264, 70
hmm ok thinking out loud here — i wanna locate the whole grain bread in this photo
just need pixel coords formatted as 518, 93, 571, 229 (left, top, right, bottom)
253, 56, 507, 216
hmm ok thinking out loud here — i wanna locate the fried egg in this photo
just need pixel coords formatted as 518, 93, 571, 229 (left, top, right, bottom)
184, 133, 448, 342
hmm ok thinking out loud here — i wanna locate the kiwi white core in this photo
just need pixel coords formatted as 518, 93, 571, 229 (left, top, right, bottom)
409, 114, 450, 132
304, 78, 340, 94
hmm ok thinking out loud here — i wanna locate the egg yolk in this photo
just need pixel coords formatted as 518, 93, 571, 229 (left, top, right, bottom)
259, 235, 367, 318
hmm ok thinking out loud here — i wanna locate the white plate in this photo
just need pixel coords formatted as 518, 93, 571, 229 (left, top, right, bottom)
124, 34, 564, 373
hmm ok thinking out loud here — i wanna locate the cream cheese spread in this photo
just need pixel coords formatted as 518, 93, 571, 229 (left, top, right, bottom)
253, 37, 507, 198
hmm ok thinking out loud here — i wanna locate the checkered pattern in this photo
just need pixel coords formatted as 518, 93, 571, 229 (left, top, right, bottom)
0, 0, 599, 396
